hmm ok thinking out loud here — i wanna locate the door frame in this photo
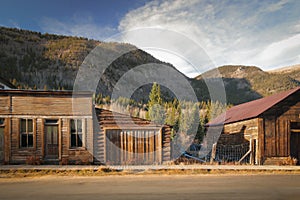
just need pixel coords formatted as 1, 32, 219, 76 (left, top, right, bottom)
289, 121, 300, 164
0, 119, 5, 164
44, 119, 61, 161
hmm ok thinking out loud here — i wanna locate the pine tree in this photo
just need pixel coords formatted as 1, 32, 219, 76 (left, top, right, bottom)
146, 82, 165, 124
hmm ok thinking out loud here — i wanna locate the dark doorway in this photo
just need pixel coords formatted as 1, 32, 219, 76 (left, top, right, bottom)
45, 120, 59, 160
0, 119, 4, 163
290, 122, 300, 164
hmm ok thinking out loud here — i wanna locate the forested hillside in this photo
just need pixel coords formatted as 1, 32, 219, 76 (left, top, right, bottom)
1, 26, 300, 105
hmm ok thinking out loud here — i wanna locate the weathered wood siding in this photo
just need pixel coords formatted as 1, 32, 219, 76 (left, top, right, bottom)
94, 108, 171, 165
220, 118, 258, 144
12, 96, 92, 116
9, 117, 93, 164
0, 90, 94, 165
65, 118, 94, 164
0, 97, 10, 114
262, 91, 300, 159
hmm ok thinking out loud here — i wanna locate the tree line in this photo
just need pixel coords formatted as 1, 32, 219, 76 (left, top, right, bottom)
94, 82, 229, 144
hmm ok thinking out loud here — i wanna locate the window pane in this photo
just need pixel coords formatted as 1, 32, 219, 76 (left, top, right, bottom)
78, 134, 83, 147
21, 134, 27, 147
71, 134, 76, 147
70, 120, 76, 133
0, 118, 4, 126
45, 119, 58, 125
27, 119, 33, 132
21, 119, 26, 132
77, 120, 82, 132
28, 134, 33, 147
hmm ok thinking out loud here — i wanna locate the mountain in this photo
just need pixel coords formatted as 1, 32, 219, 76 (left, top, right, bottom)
268, 64, 300, 82
193, 65, 300, 105
0, 26, 299, 105
0, 26, 100, 90
0, 26, 181, 102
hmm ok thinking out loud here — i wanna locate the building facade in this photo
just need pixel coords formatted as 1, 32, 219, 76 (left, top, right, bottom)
0, 90, 172, 165
0, 90, 94, 164
207, 87, 300, 165
94, 108, 172, 165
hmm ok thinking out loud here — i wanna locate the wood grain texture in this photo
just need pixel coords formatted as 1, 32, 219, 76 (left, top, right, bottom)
218, 90, 300, 165
0, 90, 93, 164
96, 108, 171, 164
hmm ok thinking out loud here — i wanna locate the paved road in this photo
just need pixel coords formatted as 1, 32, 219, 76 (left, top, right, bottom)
0, 175, 299, 200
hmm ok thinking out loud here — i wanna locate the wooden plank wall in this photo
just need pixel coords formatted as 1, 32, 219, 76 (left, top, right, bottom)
60, 118, 93, 164
263, 92, 300, 158
11, 96, 92, 116
105, 129, 162, 165
0, 92, 94, 164
95, 108, 172, 165
221, 118, 259, 143
0, 97, 10, 114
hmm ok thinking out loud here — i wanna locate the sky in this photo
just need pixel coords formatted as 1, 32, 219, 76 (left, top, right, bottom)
1, 0, 300, 77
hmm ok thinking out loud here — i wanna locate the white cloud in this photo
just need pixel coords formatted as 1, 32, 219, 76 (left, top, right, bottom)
265, 0, 290, 12
257, 34, 300, 68
118, 0, 300, 77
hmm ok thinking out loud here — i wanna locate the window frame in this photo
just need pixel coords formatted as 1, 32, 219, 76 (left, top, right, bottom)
20, 118, 34, 148
70, 119, 85, 149
0, 118, 5, 127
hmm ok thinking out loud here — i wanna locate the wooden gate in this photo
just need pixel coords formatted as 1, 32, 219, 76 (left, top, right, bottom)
105, 129, 162, 165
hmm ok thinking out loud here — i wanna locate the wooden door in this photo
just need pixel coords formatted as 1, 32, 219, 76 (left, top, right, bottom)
0, 126, 4, 163
290, 122, 300, 164
45, 125, 59, 159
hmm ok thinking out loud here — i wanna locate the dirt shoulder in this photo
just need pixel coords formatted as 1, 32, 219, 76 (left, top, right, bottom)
1, 164, 300, 178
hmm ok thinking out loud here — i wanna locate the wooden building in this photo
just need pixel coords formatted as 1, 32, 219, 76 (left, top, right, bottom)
207, 87, 300, 165
94, 108, 172, 165
0, 90, 94, 164
0, 89, 172, 165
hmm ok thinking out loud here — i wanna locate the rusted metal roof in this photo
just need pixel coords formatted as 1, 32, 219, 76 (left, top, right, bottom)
207, 87, 300, 126
95, 108, 169, 129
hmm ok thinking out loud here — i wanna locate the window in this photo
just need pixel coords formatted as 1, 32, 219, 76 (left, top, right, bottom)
70, 119, 84, 148
20, 119, 33, 148
0, 118, 4, 126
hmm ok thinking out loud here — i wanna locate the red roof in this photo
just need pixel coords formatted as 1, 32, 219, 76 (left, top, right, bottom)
207, 87, 300, 126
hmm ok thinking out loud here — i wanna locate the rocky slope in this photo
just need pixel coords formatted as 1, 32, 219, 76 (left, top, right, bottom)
0, 26, 299, 105
193, 65, 300, 104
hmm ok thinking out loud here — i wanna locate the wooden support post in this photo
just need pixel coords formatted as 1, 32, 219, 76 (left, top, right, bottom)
158, 129, 162, 164
249, 138, 254, 165
255, 139, 259, 165
120, 130, 123, 164
210, 143, 217, 164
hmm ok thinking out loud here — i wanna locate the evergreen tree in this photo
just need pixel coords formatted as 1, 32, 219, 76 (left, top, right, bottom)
146, 82, 165, 124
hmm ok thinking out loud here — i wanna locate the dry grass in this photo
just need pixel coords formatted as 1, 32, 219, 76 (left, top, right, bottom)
276, 157, 298, 166
1, 167, 300, 179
